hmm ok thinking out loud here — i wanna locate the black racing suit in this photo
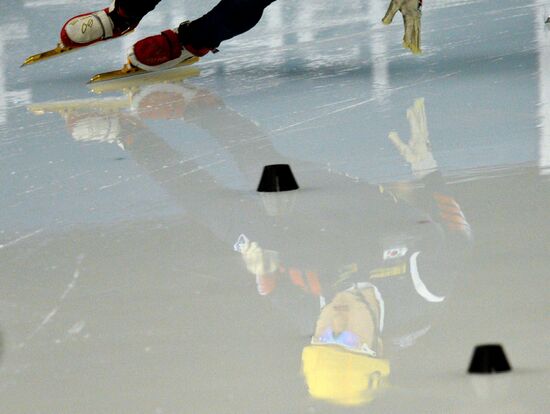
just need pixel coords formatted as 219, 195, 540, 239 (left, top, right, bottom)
113, 0, 277, 50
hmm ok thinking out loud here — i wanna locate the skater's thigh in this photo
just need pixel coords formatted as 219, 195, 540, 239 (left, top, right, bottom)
215, 0, 277, 13
116, 0, 162, 18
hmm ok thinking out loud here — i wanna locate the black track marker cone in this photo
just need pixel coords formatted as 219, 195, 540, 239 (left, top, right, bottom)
468, 344, 512, 374
257, 164, 299, 192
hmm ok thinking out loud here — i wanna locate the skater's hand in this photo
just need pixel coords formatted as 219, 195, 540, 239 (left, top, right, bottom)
382, 0, 422, 54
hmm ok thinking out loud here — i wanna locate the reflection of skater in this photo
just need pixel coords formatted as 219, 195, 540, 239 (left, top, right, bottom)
59, 0, 422, 71
29, 85, 470, 407
237, 98, 471, 407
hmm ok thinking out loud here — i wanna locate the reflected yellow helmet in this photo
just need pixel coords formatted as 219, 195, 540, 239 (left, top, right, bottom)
302, 345, 390, 406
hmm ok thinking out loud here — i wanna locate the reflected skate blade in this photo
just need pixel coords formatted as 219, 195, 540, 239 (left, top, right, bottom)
89, 66, 200, 94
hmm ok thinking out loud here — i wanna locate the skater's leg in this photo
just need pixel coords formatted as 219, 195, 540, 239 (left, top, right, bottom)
179, 0, 278, 50
128, 0, 277, 70
114, 0, 162, 27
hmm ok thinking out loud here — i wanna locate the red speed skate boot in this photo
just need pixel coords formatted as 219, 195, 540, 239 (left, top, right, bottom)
60, 0, 136, 48
128, 25, 211, 71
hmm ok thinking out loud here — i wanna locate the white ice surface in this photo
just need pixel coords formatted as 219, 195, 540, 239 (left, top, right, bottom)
1, 0, 549, 412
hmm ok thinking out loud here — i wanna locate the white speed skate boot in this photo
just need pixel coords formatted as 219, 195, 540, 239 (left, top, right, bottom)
60, 1, 136, 48
128, 22, 213, 71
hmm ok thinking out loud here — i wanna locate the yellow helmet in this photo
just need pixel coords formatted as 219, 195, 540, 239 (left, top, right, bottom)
302, 345, 390, 406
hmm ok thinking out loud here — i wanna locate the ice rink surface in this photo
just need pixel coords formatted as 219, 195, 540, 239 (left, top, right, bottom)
1, 0, 550, 412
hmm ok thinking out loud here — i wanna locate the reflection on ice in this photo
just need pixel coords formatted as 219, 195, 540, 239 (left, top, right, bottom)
537, 5, 550, 173
259, 192, 297, 216
302, 341, 390, 406
366, 0, 391, 104
27, 74, 477, 406
0, 23, 31, 126
3, 0, 549, 411
238, 167, 469, 406
27, 66, 200, 147
388, 98, 437, 178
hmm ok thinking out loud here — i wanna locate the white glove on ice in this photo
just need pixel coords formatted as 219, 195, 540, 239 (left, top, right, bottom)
382, 0, 422, 54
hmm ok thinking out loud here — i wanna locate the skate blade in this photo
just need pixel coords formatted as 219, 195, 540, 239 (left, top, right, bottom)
21, 43, 76, 67
88, 57, 200, 85
89, 65, 200, 94
21, 29, 137, 67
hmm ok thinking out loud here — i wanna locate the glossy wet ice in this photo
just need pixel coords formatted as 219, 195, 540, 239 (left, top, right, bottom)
1, 0, 549, 412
